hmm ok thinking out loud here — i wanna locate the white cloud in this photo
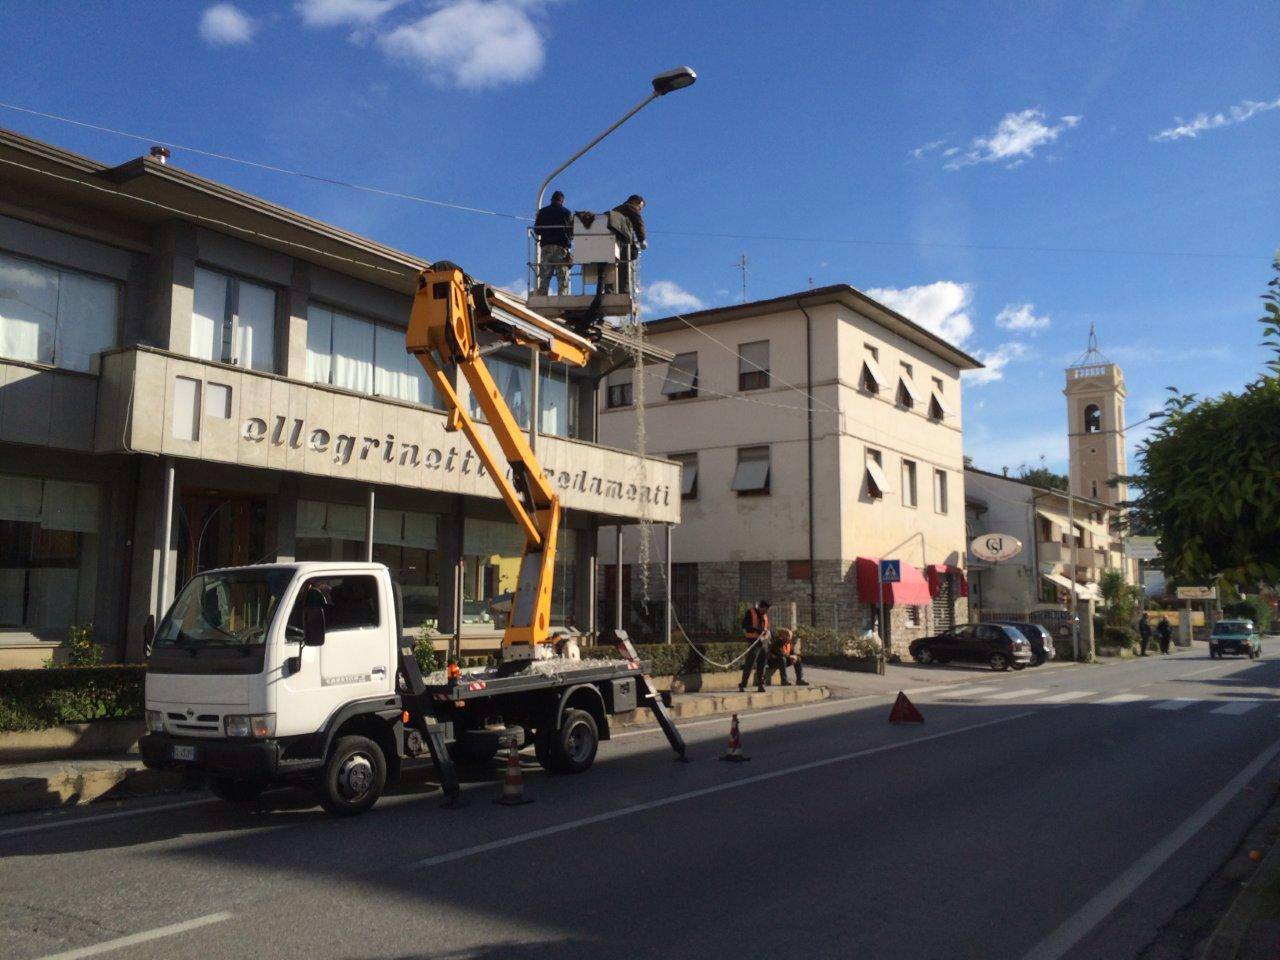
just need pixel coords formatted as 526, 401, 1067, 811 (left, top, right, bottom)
944, 109, 1081, 170
199, 3, 256, 45
995, 302, 1050, 333
864, 281, 974, 346
910, 139, 946, 160
964, 341, 1030, 386
379, 1, 546, 89
495, 277, 529, 298
642, 280, 705, 316
295, 0, 407, 27
1152, 95, 1280, 142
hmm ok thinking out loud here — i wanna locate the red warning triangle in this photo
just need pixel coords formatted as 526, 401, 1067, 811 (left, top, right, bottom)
888, 691, 924, 724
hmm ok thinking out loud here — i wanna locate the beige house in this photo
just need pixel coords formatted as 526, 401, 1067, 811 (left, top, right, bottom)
0, 128, 675, 667
598, 285, 981, 654
964, 467, 1125, 615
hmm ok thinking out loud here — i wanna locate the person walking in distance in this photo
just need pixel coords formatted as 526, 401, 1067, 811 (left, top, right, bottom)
1138, 612, 1153, 656
1157, 616, 1173, 655
769, 628, 809, 686
534, 190, 573, 295
739, 599, 771, 693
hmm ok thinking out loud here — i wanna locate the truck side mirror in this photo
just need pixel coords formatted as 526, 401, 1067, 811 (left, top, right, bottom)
143, 615, 155, 656
303, 605, 326, 647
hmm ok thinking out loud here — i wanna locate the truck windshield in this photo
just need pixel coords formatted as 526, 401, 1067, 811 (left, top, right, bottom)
155, 570, 294, 650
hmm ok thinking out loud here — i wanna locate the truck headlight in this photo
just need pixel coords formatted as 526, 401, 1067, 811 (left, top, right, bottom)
224, 714, 275, 739
146, 710, 165, 734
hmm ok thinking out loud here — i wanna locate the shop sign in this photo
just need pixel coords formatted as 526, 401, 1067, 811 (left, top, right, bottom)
970, 533, 1022, 563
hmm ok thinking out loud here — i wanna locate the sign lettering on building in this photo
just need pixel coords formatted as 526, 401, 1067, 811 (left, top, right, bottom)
969, 533, 1022, 563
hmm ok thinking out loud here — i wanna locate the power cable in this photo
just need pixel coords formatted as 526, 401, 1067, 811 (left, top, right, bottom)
0, 100, 530, 222
0, 100, 1266, 262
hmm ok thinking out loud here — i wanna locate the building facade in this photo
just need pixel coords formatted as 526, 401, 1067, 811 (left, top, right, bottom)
964, 467, 1125, 615
597, 286, 981, 654
0, 129, 676, 667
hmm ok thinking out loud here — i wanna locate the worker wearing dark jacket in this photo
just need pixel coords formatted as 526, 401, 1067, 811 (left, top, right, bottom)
612, 195, 646, 247
739, 600, 770, 693
534, 191, 574, 295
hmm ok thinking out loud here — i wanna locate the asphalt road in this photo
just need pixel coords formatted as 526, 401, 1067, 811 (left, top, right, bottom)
4, 646, 1280, 960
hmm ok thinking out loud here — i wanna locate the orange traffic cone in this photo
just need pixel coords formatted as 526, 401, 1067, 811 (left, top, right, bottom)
493, 737, 534, 806
719, 713, 751, 762
888, 691, 924, 724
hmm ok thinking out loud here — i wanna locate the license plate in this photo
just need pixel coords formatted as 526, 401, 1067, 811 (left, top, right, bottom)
171, 744, 197, 762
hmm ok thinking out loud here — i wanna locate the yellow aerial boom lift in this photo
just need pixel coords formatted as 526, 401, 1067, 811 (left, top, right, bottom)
406, 262, 595, 661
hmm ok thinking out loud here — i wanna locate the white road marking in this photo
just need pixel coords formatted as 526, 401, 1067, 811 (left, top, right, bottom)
1037, 691, 1092, 704
0, 797, 219, 840
410, 709, 1039, 869
1019, 736, 1280, 960
1181, 664, 1228, 678
1098, 693, 1147, 705
35, 911, 233, 960
1152, 699, 1197, 711
935, 685, 1001, 699
985, 688, 1047, 701
1211, 701, 1264, 716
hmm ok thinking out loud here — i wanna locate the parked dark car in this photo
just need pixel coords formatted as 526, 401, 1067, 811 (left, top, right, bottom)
909, 623, 1034, 671
993, 621, 1056, 666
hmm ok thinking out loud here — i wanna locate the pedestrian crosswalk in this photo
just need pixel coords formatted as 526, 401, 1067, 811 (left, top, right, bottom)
913, 684, 1275, 717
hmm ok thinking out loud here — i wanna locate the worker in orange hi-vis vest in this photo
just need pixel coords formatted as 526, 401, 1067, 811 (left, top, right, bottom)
739, 599, 771, 693
769, 627, 810, 687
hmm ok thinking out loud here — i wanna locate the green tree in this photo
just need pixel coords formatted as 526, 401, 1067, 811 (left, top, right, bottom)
1127, 256, 1280, 588
1017, 465, 1069, 491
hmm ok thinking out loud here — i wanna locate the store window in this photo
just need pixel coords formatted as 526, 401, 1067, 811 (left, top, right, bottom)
306, 303, 435, 406
0, 474, 101, 632
470, 355, 531, 428
538, 362, 578, 438
295, 500, 440, 631
672, 562, 699, 627
0, 250, 118, 372
191, 267, 275, 372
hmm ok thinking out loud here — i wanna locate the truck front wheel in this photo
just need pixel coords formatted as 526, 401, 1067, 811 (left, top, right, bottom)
544, 709, 598, 774
317, 735, 386, 816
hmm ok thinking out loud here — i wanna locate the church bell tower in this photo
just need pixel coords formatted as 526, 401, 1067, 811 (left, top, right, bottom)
1065, 325, 1127, 505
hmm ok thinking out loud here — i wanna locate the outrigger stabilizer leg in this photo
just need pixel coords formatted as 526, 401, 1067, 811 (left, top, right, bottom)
616, 634, 689, 762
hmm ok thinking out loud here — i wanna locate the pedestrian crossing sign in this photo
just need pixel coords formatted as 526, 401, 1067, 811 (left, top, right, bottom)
879, 559, 900, 583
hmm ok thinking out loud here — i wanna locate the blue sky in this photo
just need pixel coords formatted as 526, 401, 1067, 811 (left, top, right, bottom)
1, 0, 1276, 474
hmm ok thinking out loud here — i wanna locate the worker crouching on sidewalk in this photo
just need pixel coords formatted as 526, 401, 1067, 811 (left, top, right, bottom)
739, 600, 771, 693
769, 628, 809, 687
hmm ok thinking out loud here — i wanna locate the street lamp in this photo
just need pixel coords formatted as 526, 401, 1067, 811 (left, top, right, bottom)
1066, 410, 1164, 660
533, 65, 697, 214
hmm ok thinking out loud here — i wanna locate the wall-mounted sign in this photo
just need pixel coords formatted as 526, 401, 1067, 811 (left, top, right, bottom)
970, 533, 1022, 563
1175, 586, 1215, 600
1124, 536, 1160, 560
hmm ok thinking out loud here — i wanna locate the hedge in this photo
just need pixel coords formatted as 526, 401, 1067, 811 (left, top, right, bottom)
0, 666, 146, 733
581, 642, 752, 677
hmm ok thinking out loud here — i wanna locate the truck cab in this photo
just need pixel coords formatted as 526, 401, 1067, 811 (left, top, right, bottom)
141, 562, 407, 814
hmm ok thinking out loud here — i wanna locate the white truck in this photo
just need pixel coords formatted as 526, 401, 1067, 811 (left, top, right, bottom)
140, 561, 684, 815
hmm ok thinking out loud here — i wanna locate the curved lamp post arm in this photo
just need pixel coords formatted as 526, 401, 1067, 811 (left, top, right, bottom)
535, 92, 657, 215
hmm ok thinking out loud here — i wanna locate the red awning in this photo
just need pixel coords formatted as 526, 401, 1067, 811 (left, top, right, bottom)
926, 563, 970, 598
856, 557, 933, 606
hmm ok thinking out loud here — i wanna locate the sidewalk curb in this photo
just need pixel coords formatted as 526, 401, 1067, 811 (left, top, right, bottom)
1200, 793, 1280, 960
613, 684, 830, 728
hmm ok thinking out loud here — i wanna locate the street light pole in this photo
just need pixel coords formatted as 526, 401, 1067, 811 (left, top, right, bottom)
533, 66, 697, 216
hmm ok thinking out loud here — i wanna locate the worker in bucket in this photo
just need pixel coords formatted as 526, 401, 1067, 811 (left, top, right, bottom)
769, 628, 809, 687
739, 599, 771, 693
534, 190, 573, 295
610, 194, 646, 294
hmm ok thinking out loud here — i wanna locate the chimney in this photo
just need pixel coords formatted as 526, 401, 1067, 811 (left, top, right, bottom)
149, 146, 170, 165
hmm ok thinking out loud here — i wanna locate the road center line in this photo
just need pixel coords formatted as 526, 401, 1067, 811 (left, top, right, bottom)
410, 709, 1038, 869
35, 911, 233, 960
0, 797, 219, 840
1019, 736, 1280, 960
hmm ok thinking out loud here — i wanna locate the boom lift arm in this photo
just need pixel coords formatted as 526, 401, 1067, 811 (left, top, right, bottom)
406, 263, 594, 660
